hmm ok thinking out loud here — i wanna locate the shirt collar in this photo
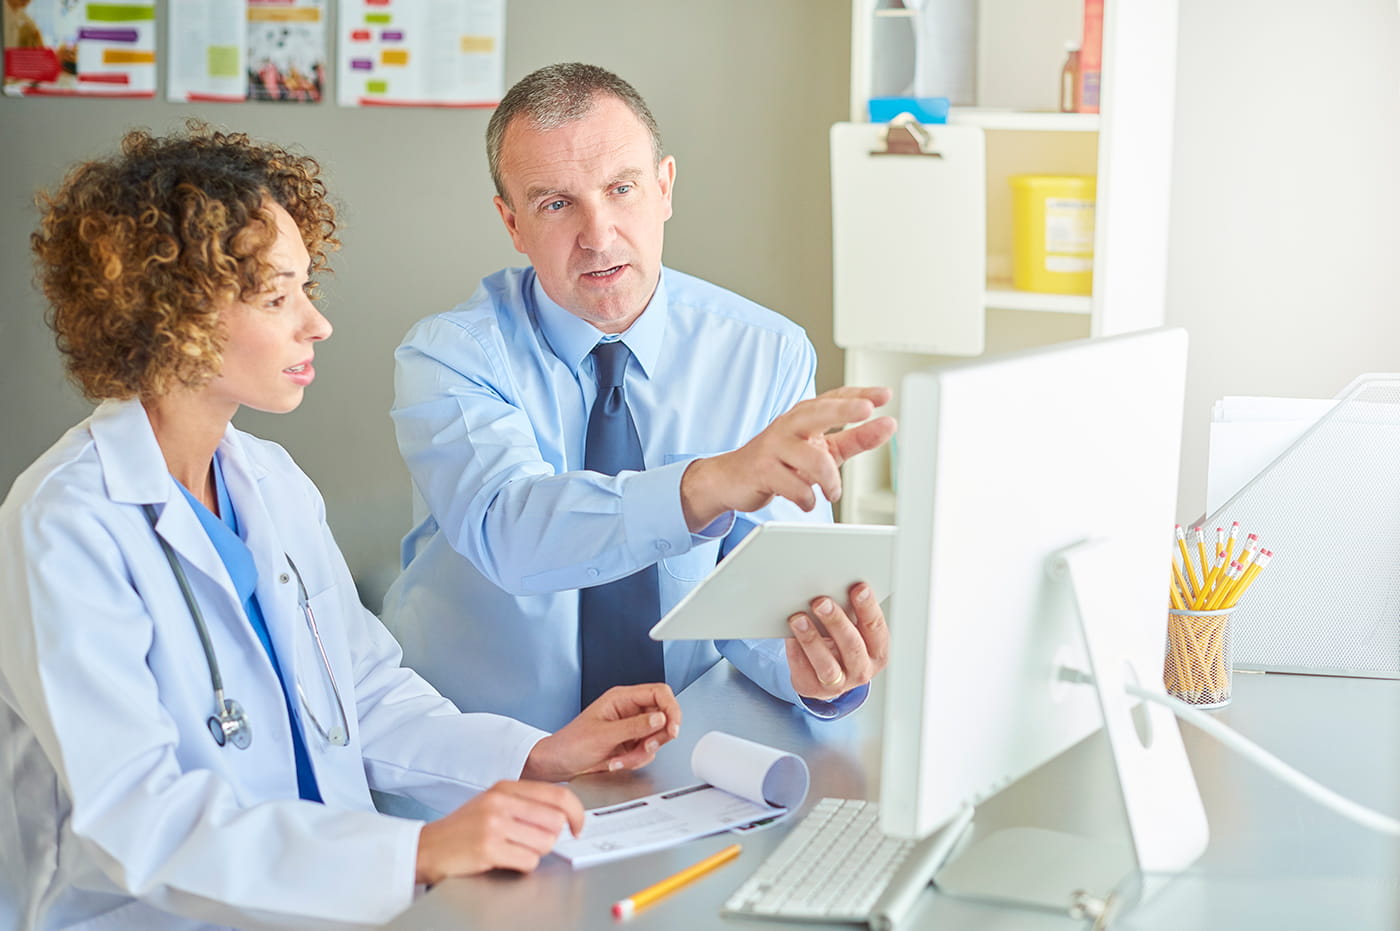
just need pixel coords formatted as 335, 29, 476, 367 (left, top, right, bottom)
532, 269, 668, 380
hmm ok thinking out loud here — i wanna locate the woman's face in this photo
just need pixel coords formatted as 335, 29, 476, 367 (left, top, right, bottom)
204, 201, 331, 415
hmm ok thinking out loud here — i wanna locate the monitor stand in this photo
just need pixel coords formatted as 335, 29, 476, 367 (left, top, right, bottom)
934, 538, 1210, 922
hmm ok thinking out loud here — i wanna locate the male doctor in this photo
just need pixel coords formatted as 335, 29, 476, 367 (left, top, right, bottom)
1, 123, 681, 930
383, 62, 896, 733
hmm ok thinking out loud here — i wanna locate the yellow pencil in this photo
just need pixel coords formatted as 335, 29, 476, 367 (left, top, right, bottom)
1176, 525, 1201, 600
1214, 539, 1258, 604
1215, 554, 1260, 607
1193, 530, 1227, 609
1235, 533, 1260, 570
1204, 617, 1227, 698
1170, 558, 1191, 607
1224, 549, 1273, 608
1192, 527, 1208, 584
1224, 521, 1241, 564
1204, 561, 1242, 610
612, 844, 742, 919
1194, 554, 1223, 608
1170, 614, 1197, 694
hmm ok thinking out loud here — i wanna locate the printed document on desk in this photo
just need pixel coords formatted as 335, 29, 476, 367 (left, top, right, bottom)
553, 731, 809, 868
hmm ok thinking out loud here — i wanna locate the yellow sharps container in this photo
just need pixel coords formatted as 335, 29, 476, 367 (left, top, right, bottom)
1009, 174, 1096, 295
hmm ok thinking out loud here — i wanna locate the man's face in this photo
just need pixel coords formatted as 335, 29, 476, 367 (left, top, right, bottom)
493, 94, 675, 334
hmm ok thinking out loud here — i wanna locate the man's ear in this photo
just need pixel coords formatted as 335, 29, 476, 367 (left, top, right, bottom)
657, 155, 676, 222
494, 195, 528, 255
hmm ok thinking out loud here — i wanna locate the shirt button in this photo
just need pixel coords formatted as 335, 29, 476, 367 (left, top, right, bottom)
278, 573, 290, 584
656, 540, 671, 552
587, 568, 600, 579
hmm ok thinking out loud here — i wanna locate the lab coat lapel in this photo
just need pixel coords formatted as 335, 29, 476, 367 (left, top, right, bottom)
88, 400, 252, 641
215, 431, 307, 713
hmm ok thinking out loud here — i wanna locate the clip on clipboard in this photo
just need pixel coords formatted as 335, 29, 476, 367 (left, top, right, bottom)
872, 113, 943, 158
830, 119, 985, 355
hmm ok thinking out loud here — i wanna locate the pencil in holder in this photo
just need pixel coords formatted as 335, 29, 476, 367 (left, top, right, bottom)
1163, 607, 1234, 709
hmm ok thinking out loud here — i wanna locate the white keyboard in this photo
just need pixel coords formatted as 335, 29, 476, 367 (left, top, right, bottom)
722, 798, 954, 927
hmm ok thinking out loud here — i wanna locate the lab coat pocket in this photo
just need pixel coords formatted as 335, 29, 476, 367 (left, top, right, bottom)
292, 586, 354, 749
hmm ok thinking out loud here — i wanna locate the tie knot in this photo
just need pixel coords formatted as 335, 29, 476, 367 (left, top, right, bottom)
591, 340, 631, 389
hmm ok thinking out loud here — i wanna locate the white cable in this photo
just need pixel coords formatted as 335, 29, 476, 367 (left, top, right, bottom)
1126, 682, 1400, 838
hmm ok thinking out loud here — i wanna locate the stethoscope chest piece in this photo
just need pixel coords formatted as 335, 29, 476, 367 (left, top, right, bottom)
144, 502, 350, 753
208, 698, 252, 749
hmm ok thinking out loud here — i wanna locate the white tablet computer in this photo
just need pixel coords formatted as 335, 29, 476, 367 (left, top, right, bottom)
648, 522, 896, 641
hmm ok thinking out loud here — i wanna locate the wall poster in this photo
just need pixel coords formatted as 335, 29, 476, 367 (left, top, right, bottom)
4, 0, 157, 98
336, 0, 503, 108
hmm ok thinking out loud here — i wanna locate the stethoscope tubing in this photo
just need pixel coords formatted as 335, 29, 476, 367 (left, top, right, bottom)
142, 504, 229, 709
142, 501, 350, 750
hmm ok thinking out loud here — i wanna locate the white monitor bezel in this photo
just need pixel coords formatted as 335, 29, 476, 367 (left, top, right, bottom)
880, 328, 1192, 841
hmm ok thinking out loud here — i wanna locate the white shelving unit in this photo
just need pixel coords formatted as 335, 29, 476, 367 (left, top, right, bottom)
983, 284, 1091, 315
949, 108, 1099, 133
836, 0, 1180, 524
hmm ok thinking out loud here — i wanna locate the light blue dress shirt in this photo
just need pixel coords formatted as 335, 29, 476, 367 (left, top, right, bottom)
382, 266, 867, 732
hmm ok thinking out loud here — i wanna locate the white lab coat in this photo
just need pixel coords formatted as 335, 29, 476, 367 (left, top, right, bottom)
0, 399, 548, 930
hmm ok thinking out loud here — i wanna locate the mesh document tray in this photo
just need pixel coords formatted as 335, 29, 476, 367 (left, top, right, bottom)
1203, 375, 1400, 677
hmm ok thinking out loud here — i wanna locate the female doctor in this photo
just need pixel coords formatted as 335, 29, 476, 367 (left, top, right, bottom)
0, 125, 681, 930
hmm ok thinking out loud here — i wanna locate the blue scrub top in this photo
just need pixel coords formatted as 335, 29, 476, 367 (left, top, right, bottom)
176, 457, 322, 802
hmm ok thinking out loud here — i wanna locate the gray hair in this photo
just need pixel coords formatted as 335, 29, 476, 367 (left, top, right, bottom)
486, 62, 664, 204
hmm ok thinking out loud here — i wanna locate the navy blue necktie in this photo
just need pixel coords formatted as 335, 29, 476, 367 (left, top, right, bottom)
578, 341, 664, 708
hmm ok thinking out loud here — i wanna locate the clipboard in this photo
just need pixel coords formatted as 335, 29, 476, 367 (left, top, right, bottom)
648, 522, 895, 642
830, 119, 986, 356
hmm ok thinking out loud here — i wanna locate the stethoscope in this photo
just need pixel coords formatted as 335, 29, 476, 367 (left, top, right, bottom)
142, 504, 351, 751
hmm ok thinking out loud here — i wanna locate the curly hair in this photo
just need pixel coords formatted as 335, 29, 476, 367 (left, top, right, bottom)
31, 122, 339, 401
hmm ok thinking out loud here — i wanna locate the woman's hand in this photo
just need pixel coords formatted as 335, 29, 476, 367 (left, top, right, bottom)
414, 780, 585, 885
521, 682, 682, 783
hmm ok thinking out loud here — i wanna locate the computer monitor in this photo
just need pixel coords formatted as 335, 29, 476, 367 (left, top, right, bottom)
880, 327, 1208, 913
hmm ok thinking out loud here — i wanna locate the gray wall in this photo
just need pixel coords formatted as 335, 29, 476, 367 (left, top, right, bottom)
0, 0, 850, 609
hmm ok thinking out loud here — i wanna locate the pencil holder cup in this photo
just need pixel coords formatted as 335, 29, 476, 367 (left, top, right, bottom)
1163, 607, 1234, 709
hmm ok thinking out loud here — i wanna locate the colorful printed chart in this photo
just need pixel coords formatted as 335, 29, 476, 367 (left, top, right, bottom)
3, 1, 156, 97
336, 0, 503, 108
166, 0, 326, 103
166, 0, 243, 101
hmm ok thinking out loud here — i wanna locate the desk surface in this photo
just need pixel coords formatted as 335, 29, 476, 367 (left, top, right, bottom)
388, 668, 1400, 931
